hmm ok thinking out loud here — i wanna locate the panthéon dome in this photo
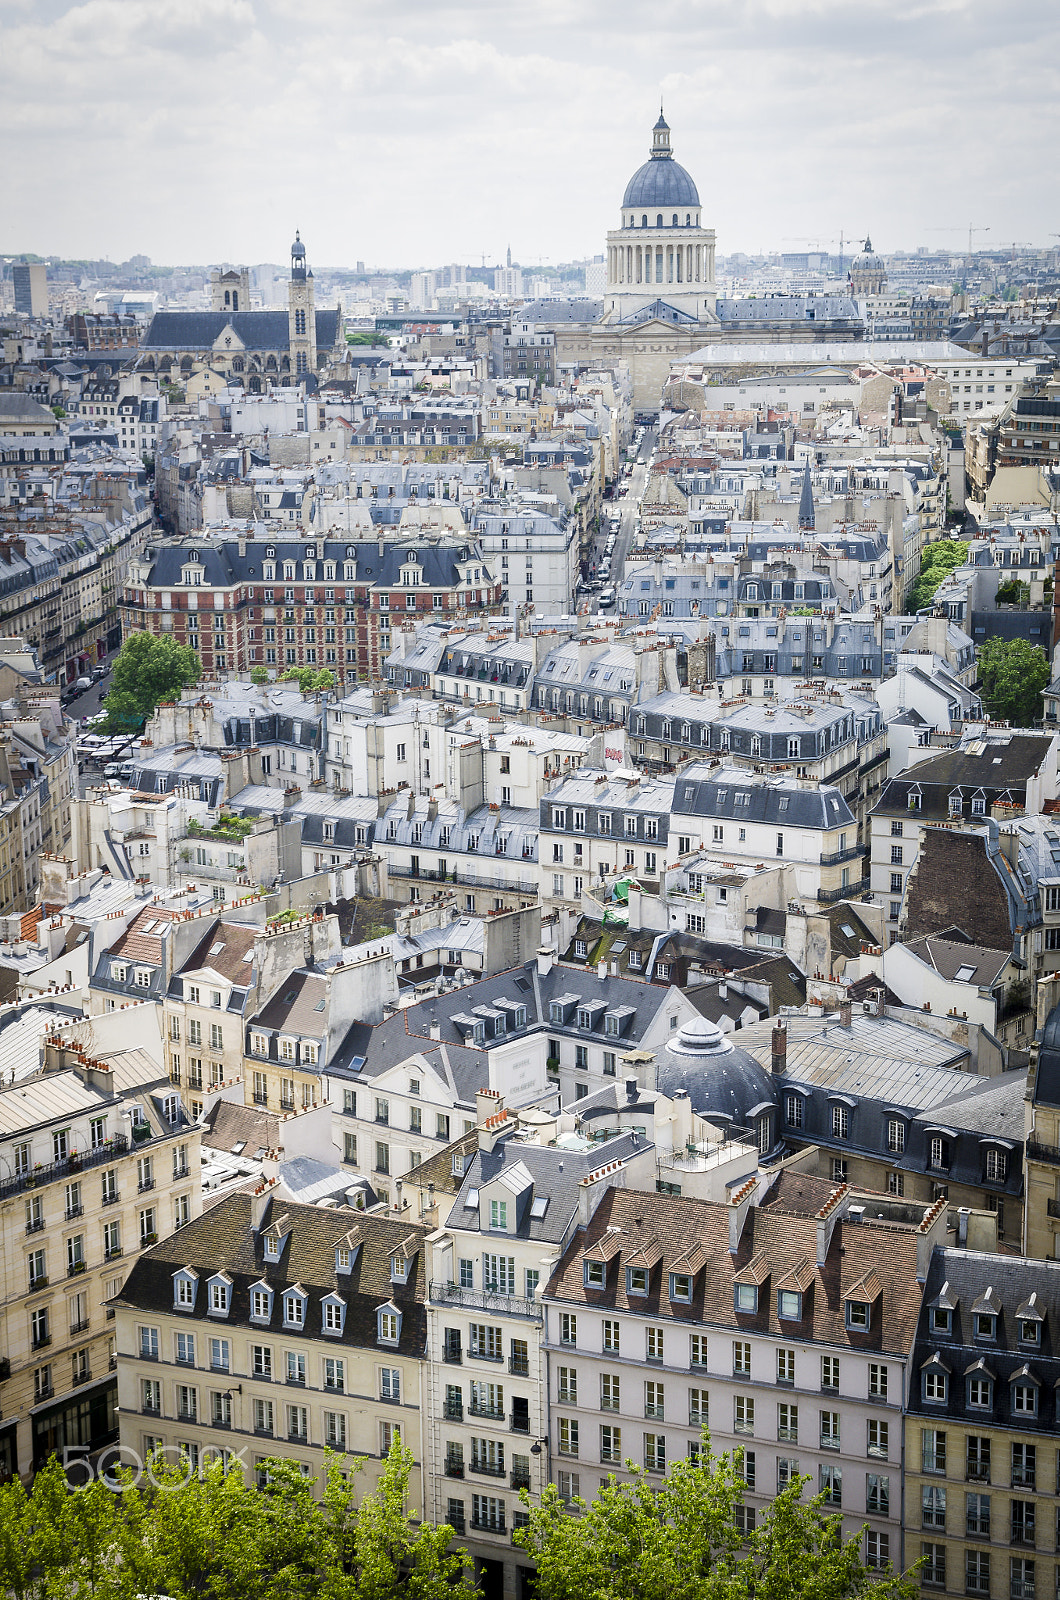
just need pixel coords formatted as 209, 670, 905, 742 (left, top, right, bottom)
621, 109, 701, 210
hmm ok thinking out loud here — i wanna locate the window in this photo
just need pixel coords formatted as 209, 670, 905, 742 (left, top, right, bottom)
831, 1104, 849, 1140
866, 1472, 890, 1516
784, 1093, 803, 1128
820, 1410, 840, 1450
967, 1435, 991, 1482
286, 1351, 306, 1386
1012, 1381, 1038, 1416
887, 1119, 905, 1154
821, 1356, 839, 1392
644, 1433, 665, 1472
922, 1428, 947, 1474
324, 1411, 346, 1448
777, 1347, 795, 1385
733, 1339, 751, 1376
868, 1419, 889, 1459
819, 1463, 842, 1507
600, 1425, 622, 1464
1012, 1443, 1036, 1488
734, 1395, 754, 1435
869, 1363, 888, 1401
558, 1417, 579, 1456
778, 1403, 798, 1442
923, 1367, 948, 1404
603, 1319, 620, 1353
646, 1326, 663, 1363
560, 1314, 577, 1347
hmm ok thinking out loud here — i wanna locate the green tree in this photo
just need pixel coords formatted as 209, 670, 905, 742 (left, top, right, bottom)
250, 665, 269, 685
978, 635, 1051, 726
279, 667, 335, 696
514, 1442, 918, 1600
103, 632, 200, 731
906, 538, 968, 612
348, 1440, 464, 1600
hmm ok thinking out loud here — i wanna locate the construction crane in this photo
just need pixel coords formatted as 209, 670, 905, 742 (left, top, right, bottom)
926, 223, 990, 290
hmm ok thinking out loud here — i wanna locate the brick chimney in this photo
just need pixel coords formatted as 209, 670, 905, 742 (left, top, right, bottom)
771, 1022, 787, 1075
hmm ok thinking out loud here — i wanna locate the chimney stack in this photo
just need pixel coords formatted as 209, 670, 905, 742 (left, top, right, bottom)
771, 1021, 787, 1076
839, 999, 852, 1030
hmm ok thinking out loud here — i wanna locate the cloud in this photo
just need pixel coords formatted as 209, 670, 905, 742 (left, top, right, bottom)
1, 0, 1057, 265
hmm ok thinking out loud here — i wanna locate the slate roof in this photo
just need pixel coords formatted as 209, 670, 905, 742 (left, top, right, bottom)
201, 1098, 281, 1154
901, 934, 1011, 987
139, 535, 488, 593
113, 1192, 427, 1358
672, 762, 855, 829
140, 309, 341, 353
545, 1186, 922, 1355
909, 1247, 1060, 1428
447, 1129, 647, 1243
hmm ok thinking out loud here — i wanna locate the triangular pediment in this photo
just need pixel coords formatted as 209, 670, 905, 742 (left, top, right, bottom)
212, 322, 246, 352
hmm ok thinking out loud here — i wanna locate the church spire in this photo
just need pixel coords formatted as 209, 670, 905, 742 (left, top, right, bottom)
798, 463, 816, 531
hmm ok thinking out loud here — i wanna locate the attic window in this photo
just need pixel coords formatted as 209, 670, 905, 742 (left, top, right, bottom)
530, 1196, 549, 1219
955, 965, 977, 982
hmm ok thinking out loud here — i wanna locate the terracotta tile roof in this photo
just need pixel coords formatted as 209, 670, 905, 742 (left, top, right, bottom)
546, 1186, 921, 1355
108, 904, 182, 967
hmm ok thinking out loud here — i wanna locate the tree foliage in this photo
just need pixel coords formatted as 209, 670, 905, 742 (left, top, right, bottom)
0, 1444, 462, 1600
279, 666, 336, 696
250, 665, 270, 685
103, 631, 200, 731
514, 1442, 919, 1600
978, 635, 1051, 727
0, 1440, 915, 1600
906, 538, 968, 611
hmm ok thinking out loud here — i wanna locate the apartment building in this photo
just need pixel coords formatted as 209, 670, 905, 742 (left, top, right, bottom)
869, 732, 1059, 936
906, 1249, 1060, 1600
541, 1178, 934, 1573
0, 1030, 200, 1479
120, 533, 502, 686
537, 769, 674, 911
470, 502, 580, 616
113, 1192, 428, 1503
424, 1112, 655, 1599
670, 764, 862, 907
375, 792, 540, 917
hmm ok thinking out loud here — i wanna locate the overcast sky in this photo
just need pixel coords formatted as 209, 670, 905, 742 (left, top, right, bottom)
2, 0, 1057, 271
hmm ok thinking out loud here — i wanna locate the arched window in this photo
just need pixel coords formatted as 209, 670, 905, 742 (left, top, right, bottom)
672, 213, 679, 226
656, 213, 663, 227
224, 290, 230, 307
686, 213, 691, 226
641, 214, 648, 227
232, 356, 244, 372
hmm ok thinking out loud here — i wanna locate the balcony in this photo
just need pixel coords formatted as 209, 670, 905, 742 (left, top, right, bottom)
0, 1136, 129, 1201
25, 1218, 45, 1234
443, 1400, 463, 1422
511, 1470, 531, 1491
431, 1280, 538, 1321
469, 1400, 506, 1421
449, 1512, 466, 1536
819, 1434, 840, 1451
819, 844, 867, 867
508, 1355, 530, 1377
966, 1463, 991, 1483
817, 878, 870, 904
32, 1334, 51, 1351
102, 1191, 120, 1206
443, 1346, 462, 1365
470, 1459, 506, 1479
29, 1276, 48, 1292
138, 1178, 155, 1193
104, 1247, 123, 1261
444, 1458, 464, 1479
470, 1516, 505, 1535
67, 1261, 87, 1279
1027, 1140, 1060, 1167
72, 1369, 93, 1388
70, 1319, 90, 1336
65, 1204, 83, 1220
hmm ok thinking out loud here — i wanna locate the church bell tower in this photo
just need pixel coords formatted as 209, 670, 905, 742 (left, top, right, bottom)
287, 231, 317, 376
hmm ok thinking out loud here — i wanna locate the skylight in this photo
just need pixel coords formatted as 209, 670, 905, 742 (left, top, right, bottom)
955, 964, 977, 982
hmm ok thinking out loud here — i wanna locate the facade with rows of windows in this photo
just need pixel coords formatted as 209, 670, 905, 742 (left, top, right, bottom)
113, 1194, 427, 1503
120, 535, 502, 686
0, 1038, 200, 1480
906, 1249, 1060, 1600
541, 1177, 934, 1573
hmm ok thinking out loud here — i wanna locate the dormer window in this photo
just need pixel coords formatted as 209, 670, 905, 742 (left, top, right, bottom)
735, 1284, 758, 1314
627, 1266, 649, 1295
489, 1199, 508, 1232
931, 1305, 952, 1334
846, 1300, 870, 1331
921, 1357, 949, 1404
1011, 1371, 1039, 1415
1017, 1295, 1043, 1345
584, 1260, 605, 1288
207, 1276, 230, 1316
391, 1257, 408, 1283
974, 1311, 997, 1341
173, 1269, 198, 1312
249, 1283, 272, 1323
321, 1294, 346, 1336
669, 1272, 692, 1303
778, 1290, 803, 1321
263, 1230, 288, 1264
283, 1288, 307, 1329
377, 1303, 401, 1346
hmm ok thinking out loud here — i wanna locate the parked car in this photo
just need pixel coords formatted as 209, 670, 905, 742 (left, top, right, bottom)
103, 763, 122, 779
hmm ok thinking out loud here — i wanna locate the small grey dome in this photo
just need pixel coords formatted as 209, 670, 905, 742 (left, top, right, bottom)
659, 1017, 777, 1128
623, 158, 700, 210
291, 231, 306, 260
851, 236, 883, 271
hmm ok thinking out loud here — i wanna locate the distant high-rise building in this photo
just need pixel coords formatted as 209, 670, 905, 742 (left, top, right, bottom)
12, 262, 48, 318
493, 265, 523, 298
